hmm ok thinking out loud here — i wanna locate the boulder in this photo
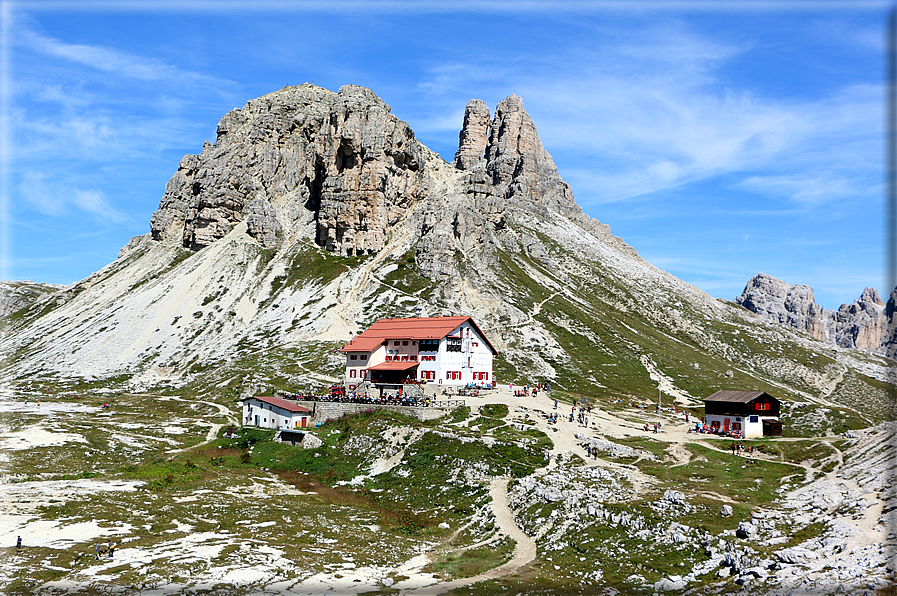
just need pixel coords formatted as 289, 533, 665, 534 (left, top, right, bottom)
301, 432, 323, 449
736, 521, 757, 539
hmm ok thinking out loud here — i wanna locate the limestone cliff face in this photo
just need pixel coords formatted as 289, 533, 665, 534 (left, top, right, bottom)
484, 95, 584, 224
150, 84, 429, 256
736, 273, 896, 357
453, 95, 586, 224
452, 100, 490, 170
150, 86, 626, 285
735, 273, 826, 339
414, 94, 629, 282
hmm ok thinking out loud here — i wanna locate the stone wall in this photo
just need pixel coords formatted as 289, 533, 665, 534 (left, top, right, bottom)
309, 401, 457, 424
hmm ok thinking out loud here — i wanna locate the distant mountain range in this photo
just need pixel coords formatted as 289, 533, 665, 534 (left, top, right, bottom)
1, 83, 893, 429
735, 273, 896, 360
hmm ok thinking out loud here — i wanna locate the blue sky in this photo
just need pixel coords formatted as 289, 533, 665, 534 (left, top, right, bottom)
0, 0, 890, 310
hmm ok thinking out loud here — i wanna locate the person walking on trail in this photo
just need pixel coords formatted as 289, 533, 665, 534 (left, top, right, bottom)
554, 399, 558, 410
731, 442, 737, 455
16, 536, 21, 552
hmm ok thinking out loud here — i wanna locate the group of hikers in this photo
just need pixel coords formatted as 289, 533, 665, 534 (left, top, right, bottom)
548, 398, 597, 429
94, 542, 116, 559
731, 442, 755, 456
307, 391, 435, 407
643, 422, 662, 433
690, 421, 743, 439
511, 382, 545, 398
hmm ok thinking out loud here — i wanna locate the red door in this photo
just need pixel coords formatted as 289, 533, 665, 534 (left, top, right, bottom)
723, 418, 730, 432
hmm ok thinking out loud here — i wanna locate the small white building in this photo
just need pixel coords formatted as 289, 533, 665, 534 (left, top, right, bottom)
242, 396, 313, 430
340, 316, 498, 390
703, 390, 782, 438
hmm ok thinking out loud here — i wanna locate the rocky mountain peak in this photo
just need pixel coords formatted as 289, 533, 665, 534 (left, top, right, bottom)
453, 99, 490, 170
735, 273, 897, 358
734, 273, 824, 337
149, 83, 428, 257
859, 287, 884, 305
451, 94, 586, 228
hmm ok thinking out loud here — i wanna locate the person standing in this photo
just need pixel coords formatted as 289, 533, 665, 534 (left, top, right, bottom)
16, 536, 22, 552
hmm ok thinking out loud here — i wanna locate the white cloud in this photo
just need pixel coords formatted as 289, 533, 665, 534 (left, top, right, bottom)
736, 174, 860, 205
20, 172, 65, 216
16, 27, 232, 89
414, 19, 881, 209
19, 172, 129, 223
73, 189, 129, 223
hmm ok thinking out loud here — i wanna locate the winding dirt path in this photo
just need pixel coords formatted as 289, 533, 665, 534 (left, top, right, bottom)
404, 477, 536, 595
165, 398, 236, 455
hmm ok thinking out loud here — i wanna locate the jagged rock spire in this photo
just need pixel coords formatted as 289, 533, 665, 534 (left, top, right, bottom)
453, 99, 490, 170
453, 94, 585, 224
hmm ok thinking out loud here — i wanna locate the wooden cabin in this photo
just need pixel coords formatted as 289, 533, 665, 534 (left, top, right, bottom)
703, 390, 782, 438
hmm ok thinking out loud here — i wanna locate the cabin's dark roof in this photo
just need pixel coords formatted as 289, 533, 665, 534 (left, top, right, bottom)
704, 390, 775, 403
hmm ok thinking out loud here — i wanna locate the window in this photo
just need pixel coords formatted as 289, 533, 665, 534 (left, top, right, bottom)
350, 355, 357, 360
484, 372, 488, 380
394, 341, 400, 346
447, 338, 462, 352
446, 371, 451, 380
419, 339, 439, 351
350, 369, 356, 378
749, 415, 759, 423
402, 341, 409, 346
386, 356, 392, 361
755, 403, 770, 411
473, 342, 479, 347
360, 355, 367, 361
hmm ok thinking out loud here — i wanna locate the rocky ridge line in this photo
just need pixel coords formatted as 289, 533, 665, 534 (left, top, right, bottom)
735, 273, 897, 359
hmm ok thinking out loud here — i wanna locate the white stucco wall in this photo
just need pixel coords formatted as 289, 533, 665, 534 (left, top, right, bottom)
242, 398, 311, 429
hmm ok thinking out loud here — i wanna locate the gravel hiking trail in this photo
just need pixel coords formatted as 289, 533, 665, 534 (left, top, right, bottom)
403, 477, 535, 595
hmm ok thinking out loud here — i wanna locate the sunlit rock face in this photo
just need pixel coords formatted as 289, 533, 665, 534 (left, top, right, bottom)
736, 273, 896, 357
150, 84, 429, 257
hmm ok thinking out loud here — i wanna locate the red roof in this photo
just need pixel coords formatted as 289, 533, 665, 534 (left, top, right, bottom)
341, 316, 497, 354
366, 361, 420, 371
242, 395, 313, 413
